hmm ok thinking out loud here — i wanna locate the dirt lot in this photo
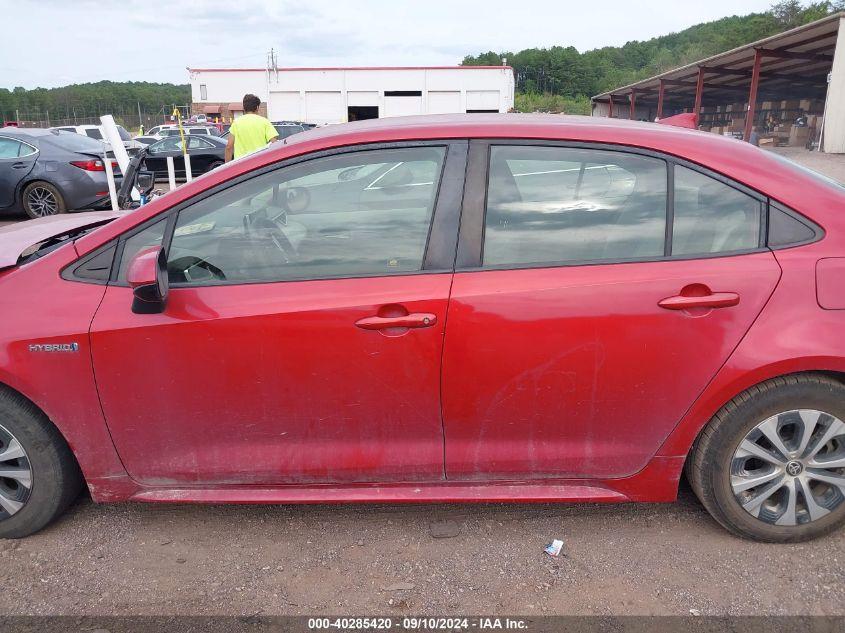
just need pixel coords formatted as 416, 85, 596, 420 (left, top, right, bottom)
2, 487, 845, 616
2, 146, 845, 617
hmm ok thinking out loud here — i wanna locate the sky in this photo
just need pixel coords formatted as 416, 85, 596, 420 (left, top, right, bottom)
1, 0, 777, 88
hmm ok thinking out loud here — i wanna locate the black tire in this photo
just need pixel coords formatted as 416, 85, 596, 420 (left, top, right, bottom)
21, 181, 66, 219
0, 388, 82, 539
687, 373, 845, 542
208, 160, 224, 171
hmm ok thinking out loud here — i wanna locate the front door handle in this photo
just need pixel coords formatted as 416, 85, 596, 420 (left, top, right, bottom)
658, 292, 739, 310
355, 313, 437, 330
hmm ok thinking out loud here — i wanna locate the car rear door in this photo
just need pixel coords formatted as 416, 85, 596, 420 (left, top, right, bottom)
90, 141, 466, 486
442, 141, 781, 480
0, 136, 37, 208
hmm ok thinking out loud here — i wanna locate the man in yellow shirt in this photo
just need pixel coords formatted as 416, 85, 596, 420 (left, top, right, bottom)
224, 94, 279, 161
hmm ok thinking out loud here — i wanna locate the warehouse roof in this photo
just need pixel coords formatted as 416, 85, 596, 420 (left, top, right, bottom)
592, 12, 843, 106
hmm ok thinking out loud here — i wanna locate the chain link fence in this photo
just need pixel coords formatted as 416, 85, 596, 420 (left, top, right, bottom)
1, 106, 191, 135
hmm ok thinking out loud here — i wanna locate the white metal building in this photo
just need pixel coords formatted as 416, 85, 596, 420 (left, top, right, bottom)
188, 66, 515, 124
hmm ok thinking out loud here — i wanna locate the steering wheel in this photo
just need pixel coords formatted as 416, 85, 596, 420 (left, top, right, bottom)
168, 256, 226, 283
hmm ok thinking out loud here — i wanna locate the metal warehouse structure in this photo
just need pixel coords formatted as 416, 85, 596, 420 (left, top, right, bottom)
591, 13, 845, 152
188, 65, 515, 125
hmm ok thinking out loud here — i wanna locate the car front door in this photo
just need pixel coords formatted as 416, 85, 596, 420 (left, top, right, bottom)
442, 142, 782, 480
0, 136, 37, 208
90, 142, 466, 486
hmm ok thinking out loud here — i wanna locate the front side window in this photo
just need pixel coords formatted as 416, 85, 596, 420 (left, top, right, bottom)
483, 146, 667, 267
672, 166, 761, 256
117, 218, 167, 281
165, 146, 446, 285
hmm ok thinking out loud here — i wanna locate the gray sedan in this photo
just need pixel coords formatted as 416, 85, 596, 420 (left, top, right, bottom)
0, 127, 121, 219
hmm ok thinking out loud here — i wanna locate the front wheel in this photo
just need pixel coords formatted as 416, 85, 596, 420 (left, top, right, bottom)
688, 374, 845, 542
21, 181, 66, 219
0, 389, 82, 538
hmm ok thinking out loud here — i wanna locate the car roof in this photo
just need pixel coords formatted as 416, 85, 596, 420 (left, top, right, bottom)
283, 113, 704, 145
0, 127, 55, 137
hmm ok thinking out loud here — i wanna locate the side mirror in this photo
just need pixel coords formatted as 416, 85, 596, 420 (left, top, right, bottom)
136, 170, 155, 196
126, 246, 168, 314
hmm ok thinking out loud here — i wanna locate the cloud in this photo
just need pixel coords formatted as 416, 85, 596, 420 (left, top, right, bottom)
2, 0, 777, 88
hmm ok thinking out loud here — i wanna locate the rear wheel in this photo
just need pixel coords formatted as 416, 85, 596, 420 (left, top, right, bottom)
0, 389, 82, 538
688, 374, 845, 542
22, 181, 66, 219
208, 160, 224, 171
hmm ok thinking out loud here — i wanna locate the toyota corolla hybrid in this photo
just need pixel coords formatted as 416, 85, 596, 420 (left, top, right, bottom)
1, 114, 844, 542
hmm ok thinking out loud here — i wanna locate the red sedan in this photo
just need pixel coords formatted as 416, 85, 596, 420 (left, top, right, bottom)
1, 114, 844, 542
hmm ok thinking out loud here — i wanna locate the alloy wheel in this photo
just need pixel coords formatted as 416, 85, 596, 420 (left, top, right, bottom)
26, 187, 59, 216
731, 409, 845, 526
0, 423, 32, 519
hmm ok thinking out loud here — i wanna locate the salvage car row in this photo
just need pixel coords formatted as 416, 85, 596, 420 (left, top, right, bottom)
0, 121, 311, 218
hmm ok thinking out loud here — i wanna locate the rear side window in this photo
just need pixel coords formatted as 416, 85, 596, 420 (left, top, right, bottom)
0, 137, 35, 158
672, 166, 762, 256
483, 146, 667, 266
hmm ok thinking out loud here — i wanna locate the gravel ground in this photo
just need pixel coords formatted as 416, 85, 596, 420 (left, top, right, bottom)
2, 484, 843, 616
2, 145, 845, 617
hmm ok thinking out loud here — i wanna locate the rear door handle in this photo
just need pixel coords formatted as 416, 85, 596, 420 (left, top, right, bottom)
355, 313, 437, 330
658, 292, 739, 310
11, 162, 28, 169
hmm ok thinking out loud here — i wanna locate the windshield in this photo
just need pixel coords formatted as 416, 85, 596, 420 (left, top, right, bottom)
17, 221, 114, 266
45, 131, 107, 153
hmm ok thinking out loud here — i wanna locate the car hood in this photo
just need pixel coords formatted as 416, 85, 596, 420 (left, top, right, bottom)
0, 211, 123, 269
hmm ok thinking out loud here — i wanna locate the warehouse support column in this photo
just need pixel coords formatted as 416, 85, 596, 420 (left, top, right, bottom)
822, 17, 845, 152
743, 49, 762, 143
630, 89, 637, 120
693, 67, 704, 125
656, 80, 665, 120
608, 96, 614, 119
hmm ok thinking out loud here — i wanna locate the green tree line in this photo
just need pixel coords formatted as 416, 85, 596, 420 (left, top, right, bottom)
464, 0, 845, 114
0, 80, 190, 123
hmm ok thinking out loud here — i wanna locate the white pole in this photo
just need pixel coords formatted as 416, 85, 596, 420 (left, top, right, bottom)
103, 153, 119, 211
99, 114, 130, 174
184, 153, 193, 183
166, 156, 177, 190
